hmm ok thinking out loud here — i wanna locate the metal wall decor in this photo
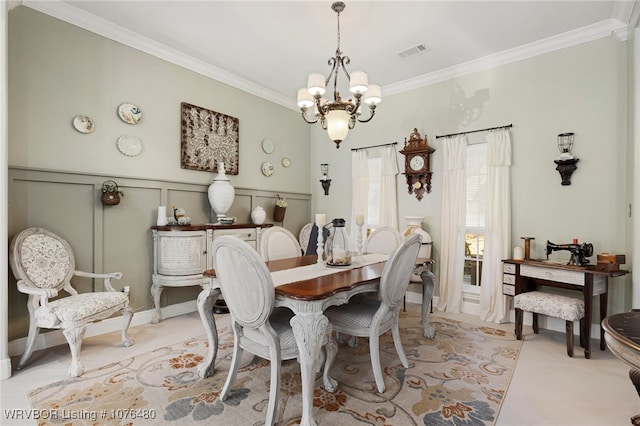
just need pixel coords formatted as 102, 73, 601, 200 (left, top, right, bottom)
180, 102, 239, 175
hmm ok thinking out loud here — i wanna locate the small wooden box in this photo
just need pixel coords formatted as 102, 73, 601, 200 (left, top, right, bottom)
597, 253, 626, 264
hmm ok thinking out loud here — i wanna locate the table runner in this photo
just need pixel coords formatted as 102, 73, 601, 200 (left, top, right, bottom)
271, 253, 388, 287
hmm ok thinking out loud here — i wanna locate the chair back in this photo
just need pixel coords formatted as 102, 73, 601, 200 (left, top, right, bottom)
213, 235, 275, 329
363, 226, 402, 255
298, 223, 313, 252
9, 227, 75, 291
379, 233, 422, 309
259, 226, 302, 261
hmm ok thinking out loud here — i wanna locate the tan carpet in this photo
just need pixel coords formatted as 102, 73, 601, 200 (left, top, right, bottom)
27, 310, 521, 425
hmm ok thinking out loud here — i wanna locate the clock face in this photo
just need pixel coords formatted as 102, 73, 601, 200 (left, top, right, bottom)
409, 155, 425, 171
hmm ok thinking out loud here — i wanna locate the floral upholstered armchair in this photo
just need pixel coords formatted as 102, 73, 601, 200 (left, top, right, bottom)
9, 227, 134, 377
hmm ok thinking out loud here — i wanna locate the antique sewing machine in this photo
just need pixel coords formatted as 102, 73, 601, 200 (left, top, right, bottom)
546, 240, 594, 266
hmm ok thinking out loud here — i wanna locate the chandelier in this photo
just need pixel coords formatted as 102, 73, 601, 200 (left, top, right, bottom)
297, 1, 382, 148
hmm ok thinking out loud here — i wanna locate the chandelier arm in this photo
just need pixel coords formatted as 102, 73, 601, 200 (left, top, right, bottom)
301, 109, 319, 124
357, 105, 377, 123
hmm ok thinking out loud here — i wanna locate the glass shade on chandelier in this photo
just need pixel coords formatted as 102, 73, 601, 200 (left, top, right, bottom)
297, 2, 382, 148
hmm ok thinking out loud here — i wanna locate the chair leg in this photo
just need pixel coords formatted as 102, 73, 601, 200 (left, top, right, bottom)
515, 308, 523, 340
566, 320, 574, 357
532, 312, 539, 334
265, 346, 281, 426
63, 325, 86, 377
120, 306, 135, 347
369, 331, 386, 393
221, 327, 243, 401
391, 316, 409, 369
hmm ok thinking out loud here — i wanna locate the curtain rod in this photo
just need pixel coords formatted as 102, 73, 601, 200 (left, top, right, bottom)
350, 141, 398, 151
435, 124, 513, 139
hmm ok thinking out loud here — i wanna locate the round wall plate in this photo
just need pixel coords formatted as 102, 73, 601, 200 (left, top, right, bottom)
261, 161, 274, 176
72, 115, 95, 133
118, 103, 142, 125
117, 135, 143, 156
261, 138, 274, 154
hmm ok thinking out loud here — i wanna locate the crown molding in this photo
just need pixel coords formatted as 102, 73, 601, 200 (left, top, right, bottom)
22, 0, 296, 110
22, 1, 630, 105
385, 18, 628, 97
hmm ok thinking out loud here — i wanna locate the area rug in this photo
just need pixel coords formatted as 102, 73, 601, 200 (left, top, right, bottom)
27, 311, 521, 425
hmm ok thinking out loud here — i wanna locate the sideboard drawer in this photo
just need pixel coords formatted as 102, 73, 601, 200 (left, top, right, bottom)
503, 263, 516, 274
502, 284, 515, 296
503, 273, 516, 285
520, 264, 585, 286
212, 228, 257, 242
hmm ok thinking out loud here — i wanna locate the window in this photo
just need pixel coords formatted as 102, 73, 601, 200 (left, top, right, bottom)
463, 142, 487, 291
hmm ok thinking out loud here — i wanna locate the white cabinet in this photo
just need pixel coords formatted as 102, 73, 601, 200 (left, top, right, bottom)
151, 224, 270, 323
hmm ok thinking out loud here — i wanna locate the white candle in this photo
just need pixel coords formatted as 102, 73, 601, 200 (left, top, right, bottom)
514, 246, 524, 260
157, 206, 168, 226
315, 214, 326, 227
356, 214, 365, 226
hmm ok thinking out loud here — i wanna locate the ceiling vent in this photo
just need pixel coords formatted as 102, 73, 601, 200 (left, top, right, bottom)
398, 44, 429, 59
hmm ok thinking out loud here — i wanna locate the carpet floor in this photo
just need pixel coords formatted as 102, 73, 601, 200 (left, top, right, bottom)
27, 309, 522, 425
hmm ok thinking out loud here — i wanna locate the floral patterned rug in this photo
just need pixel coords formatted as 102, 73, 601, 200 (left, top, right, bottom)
27, 310, 521, 425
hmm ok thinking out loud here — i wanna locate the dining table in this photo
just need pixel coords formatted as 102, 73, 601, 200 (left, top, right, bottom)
195, 253, 435, 426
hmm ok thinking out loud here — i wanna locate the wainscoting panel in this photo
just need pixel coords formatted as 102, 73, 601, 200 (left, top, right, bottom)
8, 167, 311, 343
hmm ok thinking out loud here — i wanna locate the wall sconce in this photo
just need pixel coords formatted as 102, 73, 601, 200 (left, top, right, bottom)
320, 163, 331, 195
554, 132, 579, 185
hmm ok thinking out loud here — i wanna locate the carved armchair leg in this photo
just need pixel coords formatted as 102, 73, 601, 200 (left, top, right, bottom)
120, 306, 135, 347
18, 297, 40, 369
63, 326, 87, 377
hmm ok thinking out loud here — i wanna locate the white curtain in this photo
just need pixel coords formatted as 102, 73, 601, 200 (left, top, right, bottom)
479, 129, 512, 323
379, 146, 399, 229
437, 135, 467, 313
350, 150, 369, 243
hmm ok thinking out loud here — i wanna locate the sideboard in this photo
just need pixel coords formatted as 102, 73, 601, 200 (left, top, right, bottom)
502, 258, 628, 358
151, 223, 273, 323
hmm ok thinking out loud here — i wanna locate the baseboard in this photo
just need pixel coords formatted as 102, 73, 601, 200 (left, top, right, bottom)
7, 301, 197, 358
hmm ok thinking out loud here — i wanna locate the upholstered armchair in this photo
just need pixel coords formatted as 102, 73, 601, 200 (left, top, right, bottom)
9, 227, 134, 377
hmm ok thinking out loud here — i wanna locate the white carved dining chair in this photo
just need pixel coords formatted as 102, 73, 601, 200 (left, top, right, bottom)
363, 226, 402, 255
9, 227, 134, 377
259, 226, 303, 261
298, 222, 314, 253
324, 233, 422, 393
212, 236, 337, 425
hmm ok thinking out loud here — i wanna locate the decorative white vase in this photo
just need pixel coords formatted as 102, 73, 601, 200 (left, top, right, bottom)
403, 216, 432, 258
208, 162, 235, 222
251, 206, 266, 225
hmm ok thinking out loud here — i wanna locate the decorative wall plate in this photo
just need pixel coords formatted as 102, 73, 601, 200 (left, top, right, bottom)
282, 157, 291, 168
261, 161, 274, 176
261, 138, 274, 154
72, 115, 95, 133
118, 103, 142, 125
117, 135, 143, 157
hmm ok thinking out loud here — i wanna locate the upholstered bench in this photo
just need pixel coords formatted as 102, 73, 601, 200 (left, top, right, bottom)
514, 291, 585, 357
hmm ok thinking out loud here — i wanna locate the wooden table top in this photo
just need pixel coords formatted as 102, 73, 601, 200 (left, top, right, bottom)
503, 258, 629, 277
205, 255, 433, 301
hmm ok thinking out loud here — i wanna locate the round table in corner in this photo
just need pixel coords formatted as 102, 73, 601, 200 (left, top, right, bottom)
602, 311, 640, 425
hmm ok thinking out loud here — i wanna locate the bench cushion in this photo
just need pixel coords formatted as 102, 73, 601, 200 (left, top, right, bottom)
514, 291, 584, 322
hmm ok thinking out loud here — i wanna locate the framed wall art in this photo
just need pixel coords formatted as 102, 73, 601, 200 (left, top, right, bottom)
180, 102, 239, 175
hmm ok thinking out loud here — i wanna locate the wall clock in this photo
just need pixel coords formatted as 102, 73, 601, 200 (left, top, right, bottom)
399, 128, 435, 201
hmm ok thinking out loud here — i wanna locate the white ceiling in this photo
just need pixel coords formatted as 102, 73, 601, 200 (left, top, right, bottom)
21, 1, 639, 110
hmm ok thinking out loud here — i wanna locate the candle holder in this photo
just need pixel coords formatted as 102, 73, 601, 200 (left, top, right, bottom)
356, 223, 364, 256
316, 226, 325, 269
